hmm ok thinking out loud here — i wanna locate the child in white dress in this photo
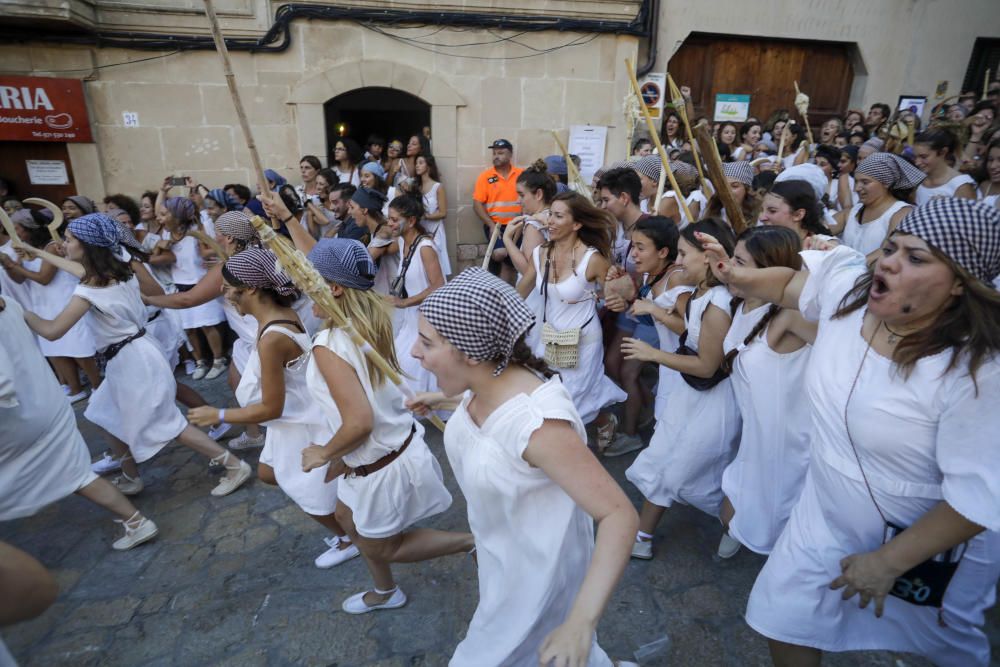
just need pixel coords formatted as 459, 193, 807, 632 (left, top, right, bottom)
410, 268, 638, 667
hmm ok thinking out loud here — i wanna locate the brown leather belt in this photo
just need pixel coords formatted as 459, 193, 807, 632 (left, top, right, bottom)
345, 424, 415, 478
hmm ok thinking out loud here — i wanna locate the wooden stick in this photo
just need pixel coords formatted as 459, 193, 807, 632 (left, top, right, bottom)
625, 58, 694, 223
202, 0, 276, 229
654, 155, 667, 213
482, 222, 501, 270
794, 82, 816, 151
667, 74, 710, 192
23, 197, 64, 245
984, 69, 992, 101
694, 122, 746, 234
551, 131, 593, 202
188, 229, 230, 261
0, 208, 22, 248
249, 215, 447, 433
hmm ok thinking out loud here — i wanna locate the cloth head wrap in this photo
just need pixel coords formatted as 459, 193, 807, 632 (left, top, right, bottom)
264, 169, 287, 191
68, 213, 121, 251
895, 198, 1000, 285
114, 220, 144, 257
351, 186, 387, 212
11, 209, 39, 229
544, 155, 568, 176
775, 163, 829, 202
722, 161, 755, 187
856, 153, 926, 190
224, 248, 299, 297
307, 238, 377, 290
214, 210, 258, 242
632, 155, 662, 181
606, 160, 630, 171
861, 137, 885, 152
207, 188, 235, 211
361, 161, 387, 181
670, 161, 698, 179
164, 196, 197, 225
65, 195, 95, 215
419, 267, 535, 376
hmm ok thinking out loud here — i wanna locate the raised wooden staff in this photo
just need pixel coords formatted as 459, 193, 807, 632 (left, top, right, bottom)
666, 73, 710, 193
694, 122, 747, 234
482, 222, 501, 270
624, 59, 694, 223
23, 197, 64, 244
793, 82, 816, 152
551, 131, 593, 203
189, 229, 230, 261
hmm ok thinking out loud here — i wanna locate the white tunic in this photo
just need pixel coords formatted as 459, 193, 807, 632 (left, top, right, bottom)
0, 298, 96, 520
237, 324, 337, 516
840, 200, 910, 256
721, 310, 812, 554
625, 285, 741, 516
650, 280, 694, 420
31, 265, 98, 359
306, 327, 452, 538
531, 246, 626, 424
223, 298, 258, 375
446, 377, 612, 667
392, 236, 440, 394
0, 240, 34, 309
746, 246, 1000, 666
75, 278, 187, 463
915, 173, 976, 206
421, 182, 452, 276
170, 236, 225, 329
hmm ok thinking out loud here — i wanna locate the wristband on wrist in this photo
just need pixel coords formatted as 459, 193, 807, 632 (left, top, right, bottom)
280, 214, 294, 224
218, 408, 226, 424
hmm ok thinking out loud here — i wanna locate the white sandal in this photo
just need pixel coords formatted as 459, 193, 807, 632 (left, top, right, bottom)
209, 451, 252, 497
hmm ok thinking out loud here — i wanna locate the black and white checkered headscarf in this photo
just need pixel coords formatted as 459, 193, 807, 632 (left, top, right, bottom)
114, 220, 144, 257
723, 161, 755, 187
895, 198, 1000, 285
670, 160, 698, 180
214, 210, 258, 243
856, 153, 926, 190
224, 248, 299, 297
632, 155, 662, 181
420, 267, 535, 376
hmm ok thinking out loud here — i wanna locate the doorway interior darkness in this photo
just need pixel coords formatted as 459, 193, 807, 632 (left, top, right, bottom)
323, 87, 431, 164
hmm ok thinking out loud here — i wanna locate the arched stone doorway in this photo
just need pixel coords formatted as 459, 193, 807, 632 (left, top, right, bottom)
324, 87, 430, 165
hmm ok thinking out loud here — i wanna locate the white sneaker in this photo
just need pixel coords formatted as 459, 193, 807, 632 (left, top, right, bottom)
205, 358, 228, 380
228, 431, 265, 450
67, 389, 90, 404
112, 472, 144, 496
192, 361, 209, 380
315, 537, 361, 569
717, 533, 741, 559
184, 359, 196, 376
112, 514, 159, 550
91, 451, 122, 475
602, 432, 645, 458
342, 587, 407, 614
208, 422, 233, 441
631, 538, 653, 560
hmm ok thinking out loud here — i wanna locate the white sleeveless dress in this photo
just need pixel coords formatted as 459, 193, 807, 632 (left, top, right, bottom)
74, 278, 187, 462
392, 236, 440, 394
446, 377, 612, 667
0, 240, 34, 310
650, 280, 695, 420
915, 173, 976, 206
236, 323, 337, 515
32, 265, 97, 359
625, 286, 742, 516
170, 236, 226, 329
840, 200, 910, 256
306, 327, 452, 538
223, 298, 258, 375
421, 182, 452, 276
721, 311, 812, 554
531, 245, 626, 424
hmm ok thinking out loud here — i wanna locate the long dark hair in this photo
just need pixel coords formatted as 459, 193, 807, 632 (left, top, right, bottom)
547, 191, 613, 259
17, 210, 51, 248
79, 243, 133, 287
502, 333, 556, 379
518, 159, 558, 204
417, 155, 441, 186
768, 180, 831, 236
834, 249, 1000, 389
388, 194, 427, 236
680, 219, 736, 288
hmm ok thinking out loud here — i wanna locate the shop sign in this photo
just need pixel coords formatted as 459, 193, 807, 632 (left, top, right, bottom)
0, 76, 93, 143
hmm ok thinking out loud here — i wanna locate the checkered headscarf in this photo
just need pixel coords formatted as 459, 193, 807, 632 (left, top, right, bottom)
419, 267, 535, 376
214, 210, 258, 242
114, 221, 144, 257
307, 238, 377, 290
224, 248, 299, 297
670, 160, 698, 179
723, 161, 754, 187
164, 197, 197, 226
896, 198, 1000, 285
11, 209, 39, 229
856, 153, 926, 190
632, 155, 662, 181
68, 213, 120, 249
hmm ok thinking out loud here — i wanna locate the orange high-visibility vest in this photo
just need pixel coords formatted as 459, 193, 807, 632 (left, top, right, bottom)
473, 165, 524, 224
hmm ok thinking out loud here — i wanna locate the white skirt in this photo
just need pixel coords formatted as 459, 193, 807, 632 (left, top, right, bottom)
626, 378, 740, 516
179, 296, 226, 329
337, 434, 452, 539
259, 422, 339, 516
146, 309, 186, 370
84, 336, 187, 463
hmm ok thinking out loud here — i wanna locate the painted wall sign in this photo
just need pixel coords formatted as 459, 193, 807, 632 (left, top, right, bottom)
713, 94, 751, 122
0, 76, 93, 143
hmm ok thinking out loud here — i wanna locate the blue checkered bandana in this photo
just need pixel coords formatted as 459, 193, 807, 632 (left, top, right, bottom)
307, 238, 377, 290
69, 213, 120, 249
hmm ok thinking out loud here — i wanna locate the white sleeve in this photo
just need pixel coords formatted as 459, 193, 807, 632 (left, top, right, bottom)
937, 362, 1000, 531
0, 333, 18, 408
797, 245, 868, 322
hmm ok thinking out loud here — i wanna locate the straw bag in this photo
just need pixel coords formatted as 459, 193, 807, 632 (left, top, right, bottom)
539, 249, 591, 369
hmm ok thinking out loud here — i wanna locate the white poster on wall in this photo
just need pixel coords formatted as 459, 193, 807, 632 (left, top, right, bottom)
568, 125, 608, 183
26, 160, 69, 185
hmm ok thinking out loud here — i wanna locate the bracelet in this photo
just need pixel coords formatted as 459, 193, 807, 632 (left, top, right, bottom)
280, 214, 294, 224
218, 408, 226, 424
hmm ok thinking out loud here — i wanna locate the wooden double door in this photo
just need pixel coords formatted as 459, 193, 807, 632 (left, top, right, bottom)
668, 33, 854, 132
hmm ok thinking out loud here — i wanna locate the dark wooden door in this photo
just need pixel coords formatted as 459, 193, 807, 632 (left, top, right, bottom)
668, 34, 854, 133
0, 141, 76, 203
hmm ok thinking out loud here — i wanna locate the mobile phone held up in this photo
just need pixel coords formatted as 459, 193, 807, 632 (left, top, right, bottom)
170, 176, 187, 186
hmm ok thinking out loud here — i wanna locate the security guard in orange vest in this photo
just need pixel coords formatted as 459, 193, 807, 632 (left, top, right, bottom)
473, 139, 523, 282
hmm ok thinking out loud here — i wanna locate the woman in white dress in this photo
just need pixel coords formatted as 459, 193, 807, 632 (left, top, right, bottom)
415, 155, 451, 276
1, 292, 157, 551
0, 207, 100, 402
976, 137, 1000, 209
759, 179, 833, 243
385, 194, 444, 395
717, 226, 817, 557
18, 214, 252, 499
513, 192, 626, 452
913, 128, 977, 206
187, 248, 360, 570
409, 267, 639, 667
621, 219, 740, 560
299, 238, 469, 614
701, 198, 1000, 666
832, 153, 924, 261
0, 211, 35, 310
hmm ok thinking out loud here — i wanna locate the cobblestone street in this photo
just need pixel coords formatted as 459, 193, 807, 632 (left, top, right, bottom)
2, 371, 998, 666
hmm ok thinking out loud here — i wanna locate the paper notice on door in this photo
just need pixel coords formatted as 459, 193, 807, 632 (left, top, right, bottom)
26, 160, 69, 185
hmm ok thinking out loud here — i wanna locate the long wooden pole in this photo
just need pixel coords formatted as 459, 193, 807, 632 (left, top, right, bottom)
202, 0, 276, 228
625, 59, 694, 223
667, 73, 710, 193
551, 131, 593, 202
482, 222, 501, 270
694, 122, 747, 234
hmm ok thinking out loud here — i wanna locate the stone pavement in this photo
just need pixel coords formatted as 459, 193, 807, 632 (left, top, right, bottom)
3, 370, 998, 666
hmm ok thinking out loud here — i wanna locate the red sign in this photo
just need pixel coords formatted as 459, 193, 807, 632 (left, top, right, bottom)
0, 76, 92, 143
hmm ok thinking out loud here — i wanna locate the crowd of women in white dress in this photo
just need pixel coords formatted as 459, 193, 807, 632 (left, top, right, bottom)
2, 106, 1000, 666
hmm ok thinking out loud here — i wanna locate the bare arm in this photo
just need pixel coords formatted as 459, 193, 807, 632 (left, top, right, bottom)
20, 244, 84, 280
396, 245, 444, 308
502, 218, 530, 276
143, 265, 223, 309
622, 302, 730, 377
953, 183, 976, 200
23, 295, 90, 340
260, 191, 317, 255
131, 261, 165, 297
700, 232, 807, 310
424, 184, 447, 221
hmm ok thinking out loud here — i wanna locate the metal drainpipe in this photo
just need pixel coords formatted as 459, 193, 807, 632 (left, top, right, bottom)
636, 0, 659, 76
